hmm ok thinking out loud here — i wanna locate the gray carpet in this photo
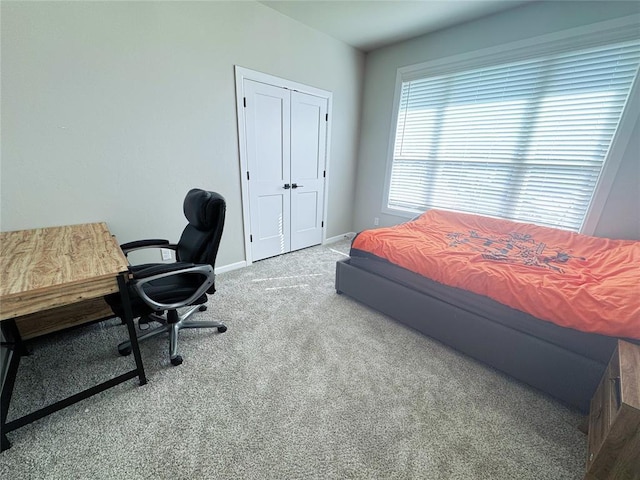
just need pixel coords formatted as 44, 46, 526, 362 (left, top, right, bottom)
1, 239, 587, 479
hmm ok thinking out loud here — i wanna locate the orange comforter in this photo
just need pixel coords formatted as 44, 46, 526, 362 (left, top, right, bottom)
352, 210, 640, 339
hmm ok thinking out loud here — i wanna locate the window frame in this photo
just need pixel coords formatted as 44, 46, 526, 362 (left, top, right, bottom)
381, 15, 640, 234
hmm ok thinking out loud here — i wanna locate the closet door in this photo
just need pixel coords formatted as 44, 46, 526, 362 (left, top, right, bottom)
244, 79, 291, 262
238, 70, 330, 263
290, 91, 327, 251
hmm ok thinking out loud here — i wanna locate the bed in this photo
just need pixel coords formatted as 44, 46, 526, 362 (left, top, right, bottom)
335, 209, 640, 413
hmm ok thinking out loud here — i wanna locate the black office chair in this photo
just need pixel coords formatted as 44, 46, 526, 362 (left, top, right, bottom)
106, 189, 227, 366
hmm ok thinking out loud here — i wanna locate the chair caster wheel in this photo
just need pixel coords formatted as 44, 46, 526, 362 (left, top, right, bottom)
118, 344, 132, 356
171, 355, 183, 366
217, 325, 227, 333
199, 305, 207, 312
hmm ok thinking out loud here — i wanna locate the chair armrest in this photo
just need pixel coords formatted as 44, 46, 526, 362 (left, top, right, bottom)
120, 239, 177, 256
130, 264, 215, 311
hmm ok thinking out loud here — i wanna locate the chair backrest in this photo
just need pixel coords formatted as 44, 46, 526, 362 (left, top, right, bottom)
177, 189, 226, 293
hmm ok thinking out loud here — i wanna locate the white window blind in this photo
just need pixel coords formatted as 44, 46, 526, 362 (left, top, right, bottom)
388, 39, 640, 231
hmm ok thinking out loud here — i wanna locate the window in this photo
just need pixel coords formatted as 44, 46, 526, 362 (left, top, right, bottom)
387, 35, 640, 232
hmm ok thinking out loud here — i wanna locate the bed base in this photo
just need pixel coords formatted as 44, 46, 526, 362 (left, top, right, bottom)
335, 258, 612, 413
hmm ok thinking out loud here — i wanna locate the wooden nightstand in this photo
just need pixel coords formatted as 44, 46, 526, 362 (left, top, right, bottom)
585, 340, 640, 480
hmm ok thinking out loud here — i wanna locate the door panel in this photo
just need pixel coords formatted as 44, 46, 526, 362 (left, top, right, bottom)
255, 194, 287, 257
291, 102, 321, 179
254, 95, 285, 181
293, 190, 319, 229
244, 80, 291, 261
290, 91, 327, 251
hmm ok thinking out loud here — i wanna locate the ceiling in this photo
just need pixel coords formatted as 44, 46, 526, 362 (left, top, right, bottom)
260, 0, 532, 52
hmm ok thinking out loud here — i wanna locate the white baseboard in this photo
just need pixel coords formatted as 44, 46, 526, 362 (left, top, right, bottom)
215, 260, 247, 275
324, 233, 356, 244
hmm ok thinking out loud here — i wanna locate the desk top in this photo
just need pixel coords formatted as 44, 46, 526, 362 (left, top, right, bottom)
0, 222, 129, 320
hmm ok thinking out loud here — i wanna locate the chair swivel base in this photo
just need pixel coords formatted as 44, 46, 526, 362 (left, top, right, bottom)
118, 305, 227, 366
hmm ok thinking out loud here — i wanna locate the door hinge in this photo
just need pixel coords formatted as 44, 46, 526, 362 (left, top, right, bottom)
325, 113, 328, 122
247, 171, 250, 180
323, 170, 326, 178
321, 221, 324, 228
250, 234, 253, 242
243, 97, 247, 108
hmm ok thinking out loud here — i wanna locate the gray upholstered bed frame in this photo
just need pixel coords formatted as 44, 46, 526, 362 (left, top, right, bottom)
335, 257, 623, 413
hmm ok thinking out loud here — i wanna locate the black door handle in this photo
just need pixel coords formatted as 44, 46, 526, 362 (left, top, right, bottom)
291, 183, 304, 189
283, 184, 291, 189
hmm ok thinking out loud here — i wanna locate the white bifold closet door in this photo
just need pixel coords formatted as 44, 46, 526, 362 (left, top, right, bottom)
243, 79, 328, 262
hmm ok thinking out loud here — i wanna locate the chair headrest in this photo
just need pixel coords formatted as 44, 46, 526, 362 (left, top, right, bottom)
183, 189, 225, 231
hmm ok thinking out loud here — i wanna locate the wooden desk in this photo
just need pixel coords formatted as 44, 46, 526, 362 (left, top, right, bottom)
0, 222, 147, 451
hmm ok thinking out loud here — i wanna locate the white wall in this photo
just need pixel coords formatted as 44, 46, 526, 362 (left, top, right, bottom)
593, 115, 640, 240
0, 1, 364, 267
354, 0, 640, 240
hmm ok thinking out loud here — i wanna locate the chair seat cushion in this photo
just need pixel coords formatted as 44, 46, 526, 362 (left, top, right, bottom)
106, 268, 208, 318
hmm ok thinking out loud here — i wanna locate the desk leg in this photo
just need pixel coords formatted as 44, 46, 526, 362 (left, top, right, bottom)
1, 319, 23, 451
117, 275, 147, 386
0, 277, 147, 451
